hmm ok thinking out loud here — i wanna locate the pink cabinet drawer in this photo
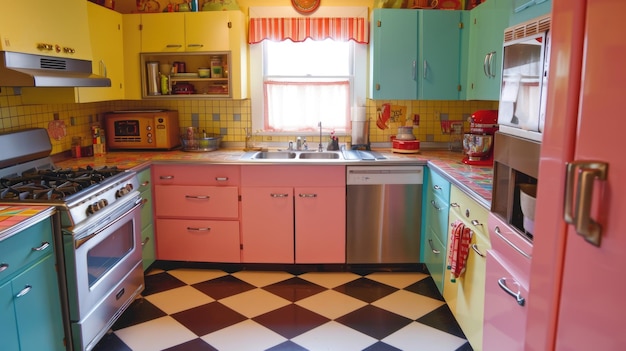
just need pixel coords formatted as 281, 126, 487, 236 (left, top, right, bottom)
155, 185, 239, 219
488, 213, 532, 278
156, 219, 240, 262
153, 164, 240, 186
483, 250, 529, 351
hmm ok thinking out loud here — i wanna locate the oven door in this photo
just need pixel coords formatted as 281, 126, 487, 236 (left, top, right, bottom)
64, 194, 145, 351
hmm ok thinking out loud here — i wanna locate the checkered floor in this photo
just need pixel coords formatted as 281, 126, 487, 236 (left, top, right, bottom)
93, 265, 473, 351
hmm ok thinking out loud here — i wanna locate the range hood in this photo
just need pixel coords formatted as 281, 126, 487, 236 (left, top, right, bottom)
0, 51, 111, 88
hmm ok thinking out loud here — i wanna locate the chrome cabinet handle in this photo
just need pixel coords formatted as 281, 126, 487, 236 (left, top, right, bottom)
450, 202, 460, 208
141, 180, 150, 187
428, 239, 441, 254
412, 60, 416, 80
488, 51, 496, 78
140, 198, 149, 208
270, 193, 289, 198
187, 227, 211, 232
433, 184, 442, 190
471, 219, 483, 227
16, 285, 32, 298
215, 177, 229, 181
430, 200, 441, 211
0, 263, 8, 273
299, 193, 317, 198
141, 236, 150, 246
498, 278, 525, 306
423, 60, 428, 79
159, 175, 174, 180
471, 243, 485, 257
32, 241, 50, 252
494, 226, 531, 259
564, 161, 608, 247
185, 195, 210, 199
483, 52, 490, 77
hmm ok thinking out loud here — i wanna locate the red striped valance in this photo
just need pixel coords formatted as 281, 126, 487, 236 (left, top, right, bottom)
249, 17, 369, 44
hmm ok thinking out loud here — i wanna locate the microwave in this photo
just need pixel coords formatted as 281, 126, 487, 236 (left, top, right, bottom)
498, 16, 551, 142
105, 110, 180, 150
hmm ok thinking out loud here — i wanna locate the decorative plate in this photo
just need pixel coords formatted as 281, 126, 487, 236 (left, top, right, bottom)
291, 0, 321, 14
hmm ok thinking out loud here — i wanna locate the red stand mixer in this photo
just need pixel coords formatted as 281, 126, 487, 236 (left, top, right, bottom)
462, 110, 499, 166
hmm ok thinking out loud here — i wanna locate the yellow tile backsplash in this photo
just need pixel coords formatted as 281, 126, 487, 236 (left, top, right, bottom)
0, 86, 497, 155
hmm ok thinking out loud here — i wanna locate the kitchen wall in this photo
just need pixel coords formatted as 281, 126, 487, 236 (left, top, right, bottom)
0, 0, 497, 155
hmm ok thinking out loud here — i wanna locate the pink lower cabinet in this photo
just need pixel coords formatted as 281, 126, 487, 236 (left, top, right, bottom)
156, 219, 241, 262
483, 213, 532, 351
241, 165, 346, 264
153, 164, 242, 262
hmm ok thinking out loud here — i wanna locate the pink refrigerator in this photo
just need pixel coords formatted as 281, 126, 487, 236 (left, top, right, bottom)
526, 0, 626, 350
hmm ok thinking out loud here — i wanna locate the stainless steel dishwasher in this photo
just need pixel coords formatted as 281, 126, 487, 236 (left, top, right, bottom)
346, 165, 424, 263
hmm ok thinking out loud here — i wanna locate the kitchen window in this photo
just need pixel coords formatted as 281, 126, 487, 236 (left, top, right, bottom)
249, 10, 369, 136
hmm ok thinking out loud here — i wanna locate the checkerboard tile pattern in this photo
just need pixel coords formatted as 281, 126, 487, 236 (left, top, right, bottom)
93, 266, 473, 351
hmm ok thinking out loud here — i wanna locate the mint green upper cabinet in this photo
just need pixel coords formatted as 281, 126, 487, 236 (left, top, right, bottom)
370, 9, 465, 100
466, 0, 510, 100
510, 0, 552, 26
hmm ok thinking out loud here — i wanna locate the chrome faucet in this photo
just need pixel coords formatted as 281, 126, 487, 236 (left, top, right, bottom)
318, 121, 323, 152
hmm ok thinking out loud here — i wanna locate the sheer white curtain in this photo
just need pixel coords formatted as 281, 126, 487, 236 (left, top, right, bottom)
263, 80, 350, 132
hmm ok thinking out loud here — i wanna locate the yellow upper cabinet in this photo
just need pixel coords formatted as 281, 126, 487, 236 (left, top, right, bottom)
20, 3, 125, 104
141, 13, 186, 52
0, 0, 92, 60
140, 11, 241, 53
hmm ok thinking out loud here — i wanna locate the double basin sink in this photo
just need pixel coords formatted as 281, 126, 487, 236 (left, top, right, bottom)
241, 150, 387, 161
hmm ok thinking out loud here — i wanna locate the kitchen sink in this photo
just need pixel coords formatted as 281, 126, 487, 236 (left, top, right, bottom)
298, 152, 341, 159
252, 151, 297, 159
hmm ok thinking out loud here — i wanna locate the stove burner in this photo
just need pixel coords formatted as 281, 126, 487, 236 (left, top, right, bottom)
0, 166, 125, 201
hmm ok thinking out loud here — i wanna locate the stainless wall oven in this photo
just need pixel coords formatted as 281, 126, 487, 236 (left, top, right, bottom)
498, 15, 551, 142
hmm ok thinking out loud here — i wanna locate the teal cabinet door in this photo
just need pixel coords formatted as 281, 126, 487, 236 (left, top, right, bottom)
13, 255, 66, 351
371, 9, 418, 100
418, 10, 465, 100
370, 9, 464, 100
466, 0, 510, 100
510, 0, 551, 26
0, 282, 19, 351
420, 168, 451, 294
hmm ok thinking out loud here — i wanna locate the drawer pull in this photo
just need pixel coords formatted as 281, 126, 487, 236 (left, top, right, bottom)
450, 202, 460, 208
141, 198, 149, 208
166, 44, 183, 48
159, 175, 174, 180
471, 243, 485, 257
16, 285, 32, 298
215, 177, 229, 181
299, 193, 317, 198
494, 226, 532, 259
433, 185, 442, 190
141, 180, 150, 187
270, 193, 289, 198
0, 263, 8, 273
428, 239, 440, 254
187, 227, 211, 232
471, 219, 483, 227
187, 44, 204, 48
431, 200, 441, 211
32, 241, 50, 252
141, 236, 150, 246
185, 195, 210, 200
498, 278, 525, 306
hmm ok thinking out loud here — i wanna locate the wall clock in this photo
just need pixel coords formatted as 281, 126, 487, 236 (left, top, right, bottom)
291, 0, 321, 14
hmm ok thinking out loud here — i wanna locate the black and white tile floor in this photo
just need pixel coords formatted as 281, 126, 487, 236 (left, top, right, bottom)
94, 265, 473, 351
